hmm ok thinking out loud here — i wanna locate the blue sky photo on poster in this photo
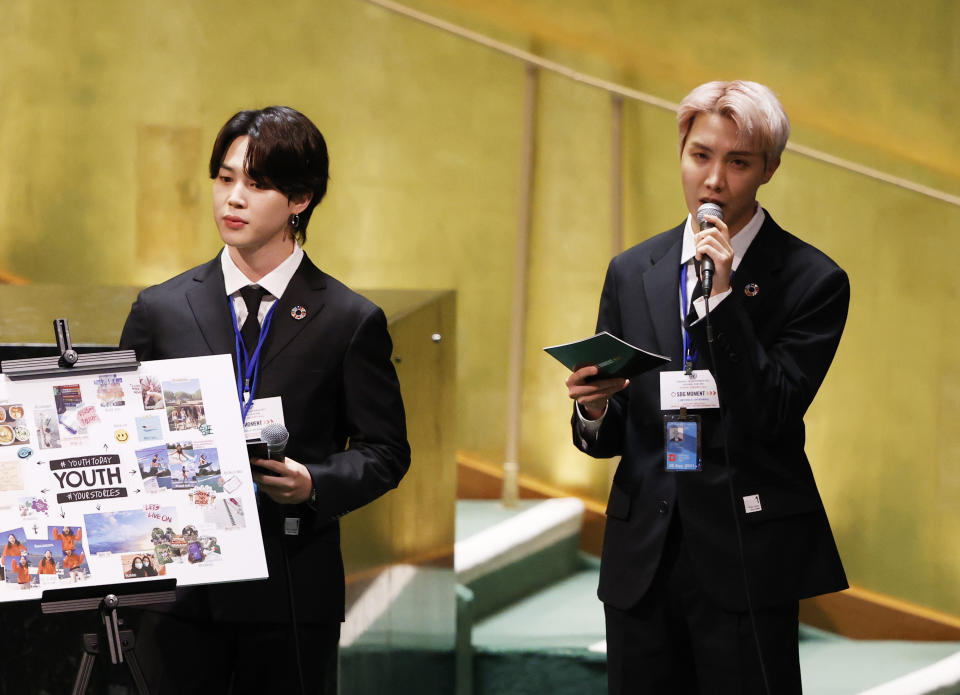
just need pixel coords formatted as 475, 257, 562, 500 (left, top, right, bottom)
84, 508, 176, 554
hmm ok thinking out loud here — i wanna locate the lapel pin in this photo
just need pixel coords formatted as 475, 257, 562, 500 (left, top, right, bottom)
744, 283, 759, 297
291, 305, 307, 320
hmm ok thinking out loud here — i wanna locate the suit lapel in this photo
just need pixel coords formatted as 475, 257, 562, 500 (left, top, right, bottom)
261, 254, 327, 370
642, 228, 684, 364
729, 212, 787, 314
185, 256, 235, 356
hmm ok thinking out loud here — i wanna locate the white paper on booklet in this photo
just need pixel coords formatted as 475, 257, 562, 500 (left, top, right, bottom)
0, 354, 267, 603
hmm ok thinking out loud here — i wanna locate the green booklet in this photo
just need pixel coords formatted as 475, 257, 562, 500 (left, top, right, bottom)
543, 331, 670, 379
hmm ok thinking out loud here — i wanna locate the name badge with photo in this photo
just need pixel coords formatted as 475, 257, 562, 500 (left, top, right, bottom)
659, 370, 720, 410
664, 413, 702, 472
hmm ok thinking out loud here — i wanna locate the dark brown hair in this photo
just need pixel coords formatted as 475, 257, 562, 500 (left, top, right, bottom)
209, 106, 329, 244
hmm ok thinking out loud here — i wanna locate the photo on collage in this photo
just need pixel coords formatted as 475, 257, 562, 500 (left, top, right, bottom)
192, 447, 223, 490
29, 538, 64, 585
49, 526, 89, 583
0, 403, 29, 448
121, 551, 165, 579
162, 378, 206, 432
152, 527, 222, 567
50, 525, 84, 553
1, 528, 28, 581
84, 508, 176, 555
34, 406, 61, 449
167, 442, 201, 490
140, 376, 164, 411
3, 539, 60, 589
5, 554, 38, 589
135, 415, 163, 442
94, 374, 126, 408
136, 444, 172, 490
53, 384, 85, 436
60, 546, 90, 582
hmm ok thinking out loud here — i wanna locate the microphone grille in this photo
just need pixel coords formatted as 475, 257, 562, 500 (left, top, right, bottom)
261, 423, 289, 446
696, 202, 724, 228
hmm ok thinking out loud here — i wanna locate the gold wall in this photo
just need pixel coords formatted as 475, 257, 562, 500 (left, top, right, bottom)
2, 0, 959, 615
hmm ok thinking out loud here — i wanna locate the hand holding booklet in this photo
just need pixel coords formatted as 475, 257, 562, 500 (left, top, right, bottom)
543, 331, 670, 379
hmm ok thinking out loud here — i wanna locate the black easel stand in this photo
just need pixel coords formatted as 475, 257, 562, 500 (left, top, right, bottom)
42, 580, 177, 695
0, 317, 139, 380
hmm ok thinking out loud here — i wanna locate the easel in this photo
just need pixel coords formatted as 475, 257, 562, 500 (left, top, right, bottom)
41, 579, 177, 695
1, 317, 139, 380
3, 318, 164, 693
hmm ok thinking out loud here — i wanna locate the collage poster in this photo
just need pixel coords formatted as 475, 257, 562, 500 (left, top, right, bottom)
0, 354, 267, 601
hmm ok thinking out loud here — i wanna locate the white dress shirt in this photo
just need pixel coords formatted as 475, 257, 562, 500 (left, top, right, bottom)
681, 202, 765, 323
220, 243, 304, 329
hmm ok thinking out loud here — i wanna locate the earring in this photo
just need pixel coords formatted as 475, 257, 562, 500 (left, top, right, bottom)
289, 213, 300, 229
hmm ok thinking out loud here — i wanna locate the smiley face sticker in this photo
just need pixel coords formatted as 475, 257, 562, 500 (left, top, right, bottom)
115, 429, 130, 443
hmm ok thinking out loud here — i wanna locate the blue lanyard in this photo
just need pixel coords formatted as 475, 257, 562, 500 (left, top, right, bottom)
679, 263, 697, 373
228, 296, 278, 423
680, 262, 735, 373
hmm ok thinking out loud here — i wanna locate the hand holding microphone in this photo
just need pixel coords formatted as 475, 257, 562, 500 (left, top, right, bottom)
261, 423, 289, 461
695, 202, 727, 297
251, 424, 314, 504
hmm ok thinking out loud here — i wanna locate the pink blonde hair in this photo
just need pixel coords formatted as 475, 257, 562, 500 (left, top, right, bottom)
677, 81, 790, 164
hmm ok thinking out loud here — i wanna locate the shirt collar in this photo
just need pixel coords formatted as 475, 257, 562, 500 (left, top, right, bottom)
220, 243, 304, 299
680, 202, 765, 271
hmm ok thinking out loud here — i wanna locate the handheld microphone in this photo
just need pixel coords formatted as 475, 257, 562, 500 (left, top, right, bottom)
261, 423, 289, 462
696, 202, 724, 296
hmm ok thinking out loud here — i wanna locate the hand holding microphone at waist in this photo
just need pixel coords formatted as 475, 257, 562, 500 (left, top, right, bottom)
251, 424, 314, 505
695, 202, 735, 297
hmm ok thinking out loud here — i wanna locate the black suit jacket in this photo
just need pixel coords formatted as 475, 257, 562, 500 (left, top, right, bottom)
120, 251, 410, 624
576, 212, 848, 612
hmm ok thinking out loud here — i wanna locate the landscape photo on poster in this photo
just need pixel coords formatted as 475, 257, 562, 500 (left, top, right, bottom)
0, 354, 269, 603
85, 508, 178, 555
162, 378, 206, 432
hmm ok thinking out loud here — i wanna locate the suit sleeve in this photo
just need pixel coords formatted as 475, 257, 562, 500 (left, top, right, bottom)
307, 306, 411, 519
118, 292, 155, 360
571, 257, 628, 459
688, 263, 849, 438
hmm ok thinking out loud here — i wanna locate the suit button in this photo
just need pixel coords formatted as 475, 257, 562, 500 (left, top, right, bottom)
657, 500, 669, 515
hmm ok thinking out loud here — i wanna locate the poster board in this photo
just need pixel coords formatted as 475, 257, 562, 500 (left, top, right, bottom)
0, 354, 267, 602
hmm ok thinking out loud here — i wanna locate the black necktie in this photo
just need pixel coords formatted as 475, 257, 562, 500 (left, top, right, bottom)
691, 262, 705, 304
691, 280, 704, 307
239, 285, 268, 355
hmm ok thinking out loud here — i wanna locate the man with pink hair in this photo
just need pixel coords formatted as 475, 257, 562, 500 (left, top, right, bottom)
566, 80, 848, 693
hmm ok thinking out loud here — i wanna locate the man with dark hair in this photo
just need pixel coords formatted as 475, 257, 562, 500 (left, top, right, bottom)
121, 106, 410, 694
566, 81, 848, 694
206, 106, 329, 246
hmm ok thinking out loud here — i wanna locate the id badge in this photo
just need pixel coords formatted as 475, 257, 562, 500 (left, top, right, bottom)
242, 396, 285, 441
664, 413, 702, 472
659, 370, 720, 410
